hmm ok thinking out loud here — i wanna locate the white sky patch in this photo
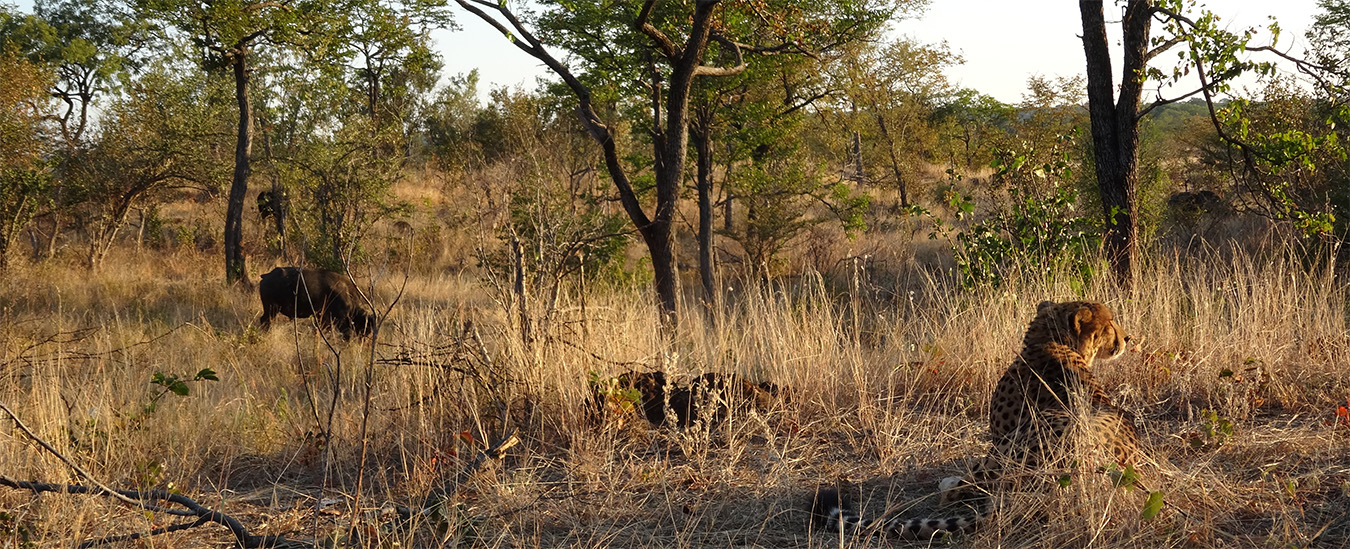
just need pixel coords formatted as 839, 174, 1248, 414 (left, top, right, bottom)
889, 1, 1321, 103
10, 0, 1325, 104
438, 0, 1324, 104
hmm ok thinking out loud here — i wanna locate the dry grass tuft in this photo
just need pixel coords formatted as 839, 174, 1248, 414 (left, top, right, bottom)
1, 241, 1348, 547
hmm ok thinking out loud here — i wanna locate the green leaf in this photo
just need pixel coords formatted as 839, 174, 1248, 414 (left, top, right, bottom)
1141, 491, 1165, 521
1109, 464, 1141, 489
195, 368, 219, 381
1057, 473, 1072, 488
169, 380, 190, 396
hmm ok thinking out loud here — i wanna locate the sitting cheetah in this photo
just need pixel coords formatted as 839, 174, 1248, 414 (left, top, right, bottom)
812, 300, 1141, 539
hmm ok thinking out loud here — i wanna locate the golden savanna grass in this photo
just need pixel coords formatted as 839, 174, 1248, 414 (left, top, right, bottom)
2, 210, 1350, 547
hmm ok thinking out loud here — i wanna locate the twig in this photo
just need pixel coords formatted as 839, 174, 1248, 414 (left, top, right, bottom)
0, 400, 147, 510
349, 260, 411, 540
2, 322, 195, 369
0, 400, 298, 548
421, 427, 522, 512
75, 515, 210, 547
552, 336, 652, 369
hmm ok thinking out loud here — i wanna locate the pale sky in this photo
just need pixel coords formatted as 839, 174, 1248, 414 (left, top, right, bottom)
7, 0, 1324, 103
438, 0, 1324, 104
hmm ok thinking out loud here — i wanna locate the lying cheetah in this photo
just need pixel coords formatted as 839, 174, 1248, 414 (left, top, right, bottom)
812, 300, 1141, 539
592, 371, 782, 428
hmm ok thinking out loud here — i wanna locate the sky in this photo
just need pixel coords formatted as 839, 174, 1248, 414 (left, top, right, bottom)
8, 0, 1326, 104
436, 0, 1325, 104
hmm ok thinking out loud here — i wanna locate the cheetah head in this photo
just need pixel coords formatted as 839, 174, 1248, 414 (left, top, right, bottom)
1034, 300, 1128, 361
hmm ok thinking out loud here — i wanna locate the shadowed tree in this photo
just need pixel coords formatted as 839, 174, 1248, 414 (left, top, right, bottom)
934, 89, 1014, 173
1080, 0, 1344, 281
137, 0, 321, 284
833, 38, 956, 206
342, 0, 452, 131
687, 32, 847, 313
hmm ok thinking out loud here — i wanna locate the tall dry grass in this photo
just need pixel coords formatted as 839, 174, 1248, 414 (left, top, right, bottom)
1, 239, 1348, 547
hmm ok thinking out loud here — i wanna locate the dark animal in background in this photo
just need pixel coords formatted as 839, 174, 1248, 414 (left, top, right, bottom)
258, 267, 373, 338
257, 190, 282, 221
1167, 190, 1222, 215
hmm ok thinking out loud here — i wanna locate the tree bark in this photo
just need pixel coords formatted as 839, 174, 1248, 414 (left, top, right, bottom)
1080, 0, 1150, 283
642, 3, 721, 328
852, 130, 864, 187
693, 121, 716, 315
722, 152, 734, 232
256, 108, 287, 255
0, 195, 36, 273
224, 47, 253, 285
872, 112, 908, 207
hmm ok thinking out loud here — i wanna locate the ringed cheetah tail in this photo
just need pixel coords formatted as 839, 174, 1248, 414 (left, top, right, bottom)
809, 486, 986, 540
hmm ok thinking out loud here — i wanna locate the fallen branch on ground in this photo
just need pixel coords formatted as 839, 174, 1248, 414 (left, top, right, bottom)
0, 400, 305, 548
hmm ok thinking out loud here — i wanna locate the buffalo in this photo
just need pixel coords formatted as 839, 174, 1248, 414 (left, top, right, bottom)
257, 190, 282, 221
258, 267, 373, 338
1167, 190, 1222, 215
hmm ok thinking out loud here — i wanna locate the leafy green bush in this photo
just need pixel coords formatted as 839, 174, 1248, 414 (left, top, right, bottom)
921, 134, 1100, 289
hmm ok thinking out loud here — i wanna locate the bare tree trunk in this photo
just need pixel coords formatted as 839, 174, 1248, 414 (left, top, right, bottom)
89, 193, 140, 270
512, 237, 530, 346
693, 123, 716, 316
872, 111, 908, 207
0, 224, 14, 273
366, 61, 380, 126
136, 208, 146, 252
1, 197, 36, 272
224, 47, 253, 285
642, 224, 678, 328
271, 178, 285, 251
852, 130, 864, 187
43, 207, 59, 258
722, 152, 734, 232
1080, 0, 1150, 283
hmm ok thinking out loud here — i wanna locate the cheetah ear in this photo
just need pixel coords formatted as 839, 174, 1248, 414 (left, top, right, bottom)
1071, 306, 1093, 337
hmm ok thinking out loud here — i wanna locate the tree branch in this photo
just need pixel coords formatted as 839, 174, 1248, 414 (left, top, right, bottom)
727, 38, 812, 57
1191, 42, 1264, 173
454, 0, 654, 231
1150, 5, 1196, 27
693, 31, 746, 77
1246, 45, 1346, 92
243, 1, 290, 13
1144, 35, 1185, 62
1138, 84, 1209, 119
0, 400, 152, 511
0, 400, 297, 548
776, 88, 834, 119
77, 516, 211, 548
634, 0, 678, 60
1153, 5, 1345, 92
0, 477, 295, 548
